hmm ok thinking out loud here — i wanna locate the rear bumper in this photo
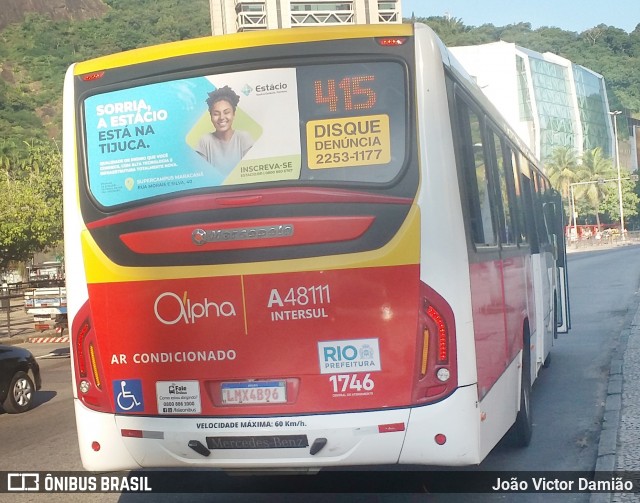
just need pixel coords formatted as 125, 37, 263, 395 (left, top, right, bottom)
75, 385, 480, 471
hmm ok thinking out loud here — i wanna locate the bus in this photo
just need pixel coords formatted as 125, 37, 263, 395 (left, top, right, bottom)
63, 22, 570, 471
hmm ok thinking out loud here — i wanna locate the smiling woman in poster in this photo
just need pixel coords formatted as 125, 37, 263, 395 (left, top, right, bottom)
196, 85, 254, 173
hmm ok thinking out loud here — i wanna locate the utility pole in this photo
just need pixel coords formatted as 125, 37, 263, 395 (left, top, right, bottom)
609, 110, 625, 240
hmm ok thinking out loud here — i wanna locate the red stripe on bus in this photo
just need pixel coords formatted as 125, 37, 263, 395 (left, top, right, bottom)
119, 216, 375, 254
378, 423, 406, 433
86, 188, 411, 229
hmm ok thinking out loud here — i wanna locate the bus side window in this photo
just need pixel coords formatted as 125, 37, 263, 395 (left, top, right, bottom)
540, 180, 556, 247
521, 168, 540, 254
510, 150, 528, 246
488, 128, 517, 247
543, 189, 567, 266
533, 172, 550, 246
456, 97, 497, 247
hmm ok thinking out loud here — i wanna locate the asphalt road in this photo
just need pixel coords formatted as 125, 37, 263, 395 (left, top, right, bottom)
2, 245, 640, 502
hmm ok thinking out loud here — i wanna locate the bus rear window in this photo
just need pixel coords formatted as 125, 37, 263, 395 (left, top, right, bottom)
83, 61, 407, 207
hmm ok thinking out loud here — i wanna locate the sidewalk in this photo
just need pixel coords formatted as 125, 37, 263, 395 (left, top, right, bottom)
566, 240, 640, 500
603, 302, 640, 503
0, 306, 35, 343
593, 277, 640, 502
0, 307, 66, 345
567, 237, 640, 254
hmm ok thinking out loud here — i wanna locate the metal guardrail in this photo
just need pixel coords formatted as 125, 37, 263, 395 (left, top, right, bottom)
1, 281, 69, 339
0, 288, 30, 339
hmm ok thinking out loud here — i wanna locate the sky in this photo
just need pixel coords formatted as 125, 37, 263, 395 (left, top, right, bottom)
401, 0, 640, 34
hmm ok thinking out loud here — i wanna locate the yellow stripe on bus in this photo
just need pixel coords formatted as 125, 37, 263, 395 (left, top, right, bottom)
74, 24, 414, 75
81, 205, 420, 283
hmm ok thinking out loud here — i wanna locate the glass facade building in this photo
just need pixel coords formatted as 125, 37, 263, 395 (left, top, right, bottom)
573, 66, 614, 157
528, 57, 578, 161
451, 42, 615, 164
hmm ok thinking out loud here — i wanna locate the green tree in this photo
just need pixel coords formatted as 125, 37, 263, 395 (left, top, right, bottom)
574, 148, 616, 228
544, 146, 579, 200
415, 16, 469, 44
0, 141, 62, 271
0, 0, 212, 150
599, 178, 640, 226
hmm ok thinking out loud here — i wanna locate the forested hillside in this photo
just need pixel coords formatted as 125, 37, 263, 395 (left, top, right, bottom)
0, 0, 211, 159
0, 0, 211, 269
1, 3, 640, 268
0, 0, 107, 30
1, 5, 639, 154
418, 16, 640, 116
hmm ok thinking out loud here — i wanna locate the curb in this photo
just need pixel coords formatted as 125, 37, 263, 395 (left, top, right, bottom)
0, 335, 31, 346
567, 241, 640, 255
591, 288, 640, 503
0, 328, 66, 346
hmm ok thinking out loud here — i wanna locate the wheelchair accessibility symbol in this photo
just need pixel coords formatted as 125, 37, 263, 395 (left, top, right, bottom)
113, 379, 144, 412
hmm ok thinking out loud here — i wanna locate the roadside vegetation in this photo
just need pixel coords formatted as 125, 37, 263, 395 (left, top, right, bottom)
1, 5, 639, 267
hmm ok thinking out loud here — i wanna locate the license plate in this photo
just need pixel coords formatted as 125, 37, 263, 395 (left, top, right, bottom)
221, 381, 287, 405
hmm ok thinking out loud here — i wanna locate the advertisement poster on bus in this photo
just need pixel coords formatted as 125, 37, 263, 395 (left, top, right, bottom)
83, 68, 301, 207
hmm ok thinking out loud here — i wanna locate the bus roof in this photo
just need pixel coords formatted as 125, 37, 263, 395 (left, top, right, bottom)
73, 24, 414, 75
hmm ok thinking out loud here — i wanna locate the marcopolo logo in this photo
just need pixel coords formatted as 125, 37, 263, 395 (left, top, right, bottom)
192, 224, 294, 246
318, 338, 381, 374
154, 291, 237, 325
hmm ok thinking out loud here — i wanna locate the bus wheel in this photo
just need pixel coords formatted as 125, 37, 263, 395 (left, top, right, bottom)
507, 335, 533, 447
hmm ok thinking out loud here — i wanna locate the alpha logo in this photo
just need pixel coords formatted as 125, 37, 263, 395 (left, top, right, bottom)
154, 291, 237, 325
191, 224, 294, 246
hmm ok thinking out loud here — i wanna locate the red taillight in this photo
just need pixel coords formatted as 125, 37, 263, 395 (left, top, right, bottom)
82, 71, 105, 81
76, 320, 91, 378
376, 36, 408, 47
426, 305, 448, 364
413, 282, 458, 404
72, 301, 111, 412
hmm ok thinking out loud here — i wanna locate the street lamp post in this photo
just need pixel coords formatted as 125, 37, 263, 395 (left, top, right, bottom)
609, 110, 625, 240
570, 183, 577, 240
